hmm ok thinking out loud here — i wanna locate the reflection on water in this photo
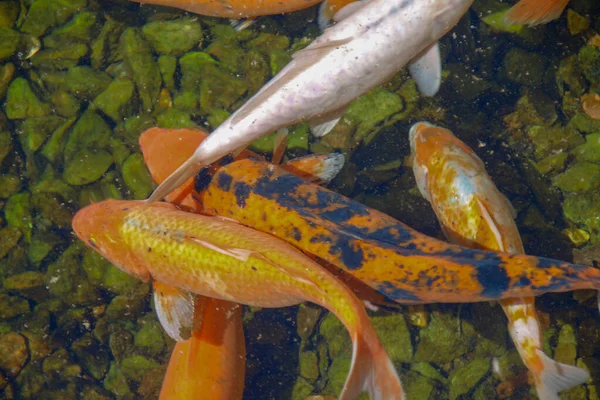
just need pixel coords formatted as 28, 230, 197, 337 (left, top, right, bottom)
0, 0, 600, 398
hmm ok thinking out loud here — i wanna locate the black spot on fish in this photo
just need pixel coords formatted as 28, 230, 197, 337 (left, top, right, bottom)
196, 167, 214, 193
516, 276, 531, 288
234, 182, 251, 208
476, 260, 510, 299
217, 154, 234, 167
290, 227, 302, 242
148, 247, 152, 253
215, 171, 233, 192
330, 238, 364, 270
310, 234, 332, 244
377, 281, 421, 302
367, 226, 414, 246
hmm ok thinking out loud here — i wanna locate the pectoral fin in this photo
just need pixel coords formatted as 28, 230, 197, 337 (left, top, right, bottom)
408, 42, 442, 97
283, 153, 345, 183
153, 280, 196, 341
231, 18, 257, 31
474, 196, 506, 252
272, 128, 289, 165
309, 107, 345, 137
318, 0, 367, 29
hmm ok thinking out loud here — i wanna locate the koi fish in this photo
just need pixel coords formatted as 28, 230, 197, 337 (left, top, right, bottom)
129, 0, 354, 29
147, 0, 474, 202
504, 0, 569, 26
409, 121, 589, 400
159, 294, 246, 400
72, 200, 404, 400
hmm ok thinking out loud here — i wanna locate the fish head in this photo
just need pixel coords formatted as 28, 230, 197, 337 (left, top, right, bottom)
72, 199, 151, 281
428, 0, 474, 39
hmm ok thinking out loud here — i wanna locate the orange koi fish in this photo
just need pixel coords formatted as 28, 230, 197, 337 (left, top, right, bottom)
72, 200, 404, 400
130, 0, 355, 28
140, 127, 246, 400
504, 0, 569, 26
159, 295, 246, 400
409, 122, 589, 400
140, 128, 600, 306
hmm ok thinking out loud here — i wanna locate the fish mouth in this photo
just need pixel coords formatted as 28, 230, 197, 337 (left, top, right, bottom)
408, 121, 434, 154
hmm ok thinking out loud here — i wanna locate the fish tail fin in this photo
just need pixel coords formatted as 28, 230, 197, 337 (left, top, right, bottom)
340, 332, 404, 400
503, 0, 569, 26
283, 153, 345, 183
533, 349, 589, 399
147, 152, 204, 203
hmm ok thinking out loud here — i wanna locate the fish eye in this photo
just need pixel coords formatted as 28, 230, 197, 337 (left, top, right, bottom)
88, 236, 97, 248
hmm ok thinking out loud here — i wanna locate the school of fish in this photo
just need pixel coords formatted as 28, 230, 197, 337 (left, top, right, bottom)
69, 1, 596, 399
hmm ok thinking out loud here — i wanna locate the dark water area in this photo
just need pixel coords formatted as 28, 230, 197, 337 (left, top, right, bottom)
1, 0, 600, 399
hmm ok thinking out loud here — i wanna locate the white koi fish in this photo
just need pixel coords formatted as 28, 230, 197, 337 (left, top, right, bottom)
147, 0, 474, 202
410, 121, 590, 400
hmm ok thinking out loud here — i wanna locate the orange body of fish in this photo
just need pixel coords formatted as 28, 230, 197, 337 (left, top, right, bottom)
129, 0, 354, 20
139, 127, 600, 306
159, 295, 245, 400
141, 128, 246, 400
73, 198, 404, 400
410, 121, 590, 399
504, 0, 569, 26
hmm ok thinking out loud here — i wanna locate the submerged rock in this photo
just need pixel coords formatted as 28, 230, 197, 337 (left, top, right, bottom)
142, 18, 203, 57
449, 358, 490, 400
0, 333, 29, 376
4, 78, 50, 119
63, 148, 113, 186
552, 162, 600, 193
122, 153, 153, 200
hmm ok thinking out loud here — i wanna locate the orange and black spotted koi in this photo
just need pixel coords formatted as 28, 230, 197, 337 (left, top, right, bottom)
195, 158, 600, 304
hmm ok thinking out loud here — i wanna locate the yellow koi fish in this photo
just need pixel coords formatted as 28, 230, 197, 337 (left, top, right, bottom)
410, 121, 589, 399
72, 200, 404, 400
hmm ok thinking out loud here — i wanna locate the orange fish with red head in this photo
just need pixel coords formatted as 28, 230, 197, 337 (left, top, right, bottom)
410, 121, 589, 399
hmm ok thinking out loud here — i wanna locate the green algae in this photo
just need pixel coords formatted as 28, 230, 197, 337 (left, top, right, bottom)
4, 77, 50, 119
142, 18, 203, 57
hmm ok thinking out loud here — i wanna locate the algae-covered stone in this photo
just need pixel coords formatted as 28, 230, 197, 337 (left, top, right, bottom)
552, 162, 600, 193
567, 9, 590, 35
19, 115, 64, 153
4, 77, 50, 119
102, 264, 139, 295
578, 45, 600, 84
44, 11, 97, 47
156, 108, 195, 129
0, 294, 30, 320
105, 286, 148, 322
42, 348, 81, 379
94, 77, 136, 122
199, 64, 248, 114
104, 362, 131, 396
500, 47, 547, 88
142, 18, 203, 57
40, 116, 76, 164
344, 88, 405, 144
20, 0, 87, 37
31, 191, 73, 228
64, 109, 112, 161
414, 310, 476, 364
0, 63, 15, 101
115, 114, 157, 148
0, 1, 19, 29
179, 51, 218, 90
526, 125, 584, 161
50, 90, 80, 118
372, 312, 413, 363
299, 350, 319, 381
241, 49, 270, 94
28, 231, 61, 265
158, 55, 177, 91
0, 332, 29, 376
0, 131, 11, 164
0, 226, 22, 258
570, 111, 600, 133
0, 175, 21, 198
572, 133, 600, 163
122, 153, 154, 199
120, 27, 161, 112
71, 334, 109, 380
449, 358, 490, 400
63, 148, 113, 186
533, 153, 568, 175
319, 312, 351, 360
65, 66, 112, 101
402, 371, 435, 400
554, 324, 577, 365
121, 355, 160, 382
91, 19, 126, 70
3, 271, 45, 291
29, 43, 88, 70
134, 320, 165, 358
4, 193, 32, 241
0, 28, 20, 62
